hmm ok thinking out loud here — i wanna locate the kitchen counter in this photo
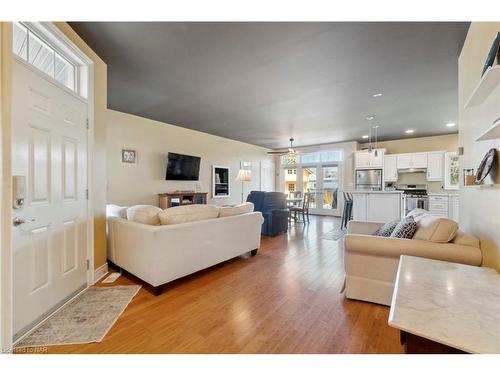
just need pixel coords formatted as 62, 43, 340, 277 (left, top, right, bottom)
351, 191, 404, 222
349, 190, 403, 194
389, 256, 500, 354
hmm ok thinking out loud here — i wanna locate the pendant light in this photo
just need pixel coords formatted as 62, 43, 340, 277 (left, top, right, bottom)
366, 115, 375, 153
373, 125, 380, 157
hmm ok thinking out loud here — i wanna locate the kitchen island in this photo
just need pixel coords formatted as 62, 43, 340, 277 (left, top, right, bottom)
350, 191, 404, 223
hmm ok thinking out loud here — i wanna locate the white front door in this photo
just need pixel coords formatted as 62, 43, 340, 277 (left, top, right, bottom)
11, 60, 89, 340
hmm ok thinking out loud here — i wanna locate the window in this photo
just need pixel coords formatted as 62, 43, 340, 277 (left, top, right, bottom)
12, 22, 77, 92
445, 152, 459, 190
288, 183, 295, 192
281, 150, 343, 165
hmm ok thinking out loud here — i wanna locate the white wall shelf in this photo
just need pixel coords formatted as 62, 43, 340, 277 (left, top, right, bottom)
475, 117, 500, 141
465, 65, 500, 108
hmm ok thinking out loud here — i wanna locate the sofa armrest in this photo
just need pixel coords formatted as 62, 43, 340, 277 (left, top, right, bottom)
347, 221, 384, 235
344, 234, 482, 266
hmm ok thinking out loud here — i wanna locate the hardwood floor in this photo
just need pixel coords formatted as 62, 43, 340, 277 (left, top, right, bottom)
44, 216, 403, 354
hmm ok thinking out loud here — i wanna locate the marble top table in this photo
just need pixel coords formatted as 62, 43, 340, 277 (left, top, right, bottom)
389, 255, 500, 354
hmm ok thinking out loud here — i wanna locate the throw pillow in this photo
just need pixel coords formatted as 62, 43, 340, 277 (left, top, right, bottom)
413, 215, 458, 243
374, 219, 399, 237
106, 204, 128, 219
405, 208, 429, 222
390, 216, 417, 239
159, 204, 220, 225
126, 205, 162, 225
219, 202, 254, 218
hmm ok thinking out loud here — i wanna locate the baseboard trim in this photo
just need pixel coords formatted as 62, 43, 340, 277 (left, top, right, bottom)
94, 263, 109, 284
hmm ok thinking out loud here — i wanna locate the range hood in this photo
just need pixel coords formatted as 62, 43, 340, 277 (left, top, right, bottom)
397, 168, 427, 174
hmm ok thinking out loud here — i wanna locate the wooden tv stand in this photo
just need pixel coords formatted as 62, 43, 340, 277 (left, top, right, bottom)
158, 191, 208, 209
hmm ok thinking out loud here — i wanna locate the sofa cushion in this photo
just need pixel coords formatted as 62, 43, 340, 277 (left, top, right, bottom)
374, 219, 399, 237
127, 205, 162, 225
219, 202, 254, 218
413, 215, 458, 243
452, 230, 480, 248
159, 204, 220, 225
406, 208, 429, 222
107, 204, 128, 219
390, 216, 417, 239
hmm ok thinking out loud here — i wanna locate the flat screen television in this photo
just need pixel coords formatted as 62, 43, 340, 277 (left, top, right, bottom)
166, 152, 201, 181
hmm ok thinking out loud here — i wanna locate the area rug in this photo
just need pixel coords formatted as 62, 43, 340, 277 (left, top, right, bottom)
15, 285, 141, 348
321, 228, 346, 241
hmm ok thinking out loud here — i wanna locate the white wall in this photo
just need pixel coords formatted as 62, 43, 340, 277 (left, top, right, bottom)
459, 23, 500, 271
106, 109, 275, 207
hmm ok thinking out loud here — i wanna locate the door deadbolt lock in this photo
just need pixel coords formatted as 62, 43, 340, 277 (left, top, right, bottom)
13, 217, 35, 227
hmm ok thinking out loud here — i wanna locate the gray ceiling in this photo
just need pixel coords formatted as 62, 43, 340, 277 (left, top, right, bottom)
69, 22, 468, 149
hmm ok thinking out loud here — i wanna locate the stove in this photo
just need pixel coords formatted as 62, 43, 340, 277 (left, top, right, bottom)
396, 184, 429, 215
396, 184, 428, 197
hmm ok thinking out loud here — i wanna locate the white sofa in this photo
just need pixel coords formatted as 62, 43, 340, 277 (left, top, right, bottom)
107, 210, 264, 294
344, 219, 482, 306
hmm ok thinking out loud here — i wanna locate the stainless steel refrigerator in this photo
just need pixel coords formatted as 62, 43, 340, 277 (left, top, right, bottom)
355, 169, 382, 191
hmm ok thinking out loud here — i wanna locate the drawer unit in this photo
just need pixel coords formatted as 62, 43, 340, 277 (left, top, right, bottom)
429, 195, 450, 218
429, 201, 448, 211
430, 210, 449, 218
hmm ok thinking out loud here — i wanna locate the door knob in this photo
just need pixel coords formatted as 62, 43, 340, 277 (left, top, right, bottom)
13, 217, 35, 227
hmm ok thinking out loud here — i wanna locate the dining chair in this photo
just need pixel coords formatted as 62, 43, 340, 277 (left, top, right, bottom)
341, 192, 353, 230
289, 192, 311, 223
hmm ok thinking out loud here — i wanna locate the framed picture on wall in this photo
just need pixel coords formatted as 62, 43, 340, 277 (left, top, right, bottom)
121, 149, 137, 164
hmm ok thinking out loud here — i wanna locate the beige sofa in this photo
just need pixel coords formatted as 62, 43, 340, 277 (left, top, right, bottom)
343, 218, 482, 306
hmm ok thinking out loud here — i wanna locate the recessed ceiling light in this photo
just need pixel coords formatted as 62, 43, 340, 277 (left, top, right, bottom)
405, 129, 415, 134
362, 135, 369, 139
446, 122, 456, 127
372, 93, 383, 98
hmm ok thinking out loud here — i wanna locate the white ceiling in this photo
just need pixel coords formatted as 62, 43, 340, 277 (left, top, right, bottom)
70, 22, 468, 149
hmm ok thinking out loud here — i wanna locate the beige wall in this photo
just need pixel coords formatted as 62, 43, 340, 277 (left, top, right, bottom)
458, 22, 500, 271
360, 134, 459, 193
106, 109, 275, 207
362, 134, 458, 154
54, 23, 108, 270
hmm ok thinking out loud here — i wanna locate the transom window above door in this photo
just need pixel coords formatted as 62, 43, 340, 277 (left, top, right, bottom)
12, 22, 85, 96
280, 150, 342, 165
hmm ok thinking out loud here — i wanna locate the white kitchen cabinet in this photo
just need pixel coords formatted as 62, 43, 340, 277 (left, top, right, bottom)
429, 194, 460, 222
370, 150, 385, 168
355, 149, 385, 169
412, 153, 428, 168
396, 152, 428, 169
355, 151, 371, 168
429, 195, 449, 217
352, 192, 367, 221
426, 152, 444, 181
384, 154, 398, 182
352, 192, 403, 222
450, 195, 459, 222
396, 154, 412, 169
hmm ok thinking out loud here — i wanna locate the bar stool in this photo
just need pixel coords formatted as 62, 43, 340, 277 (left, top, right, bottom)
341, 192, 353, 230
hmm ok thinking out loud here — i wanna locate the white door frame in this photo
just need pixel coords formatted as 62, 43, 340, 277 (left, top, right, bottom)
1, 21, 95, 352
280, 161, 343, 216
